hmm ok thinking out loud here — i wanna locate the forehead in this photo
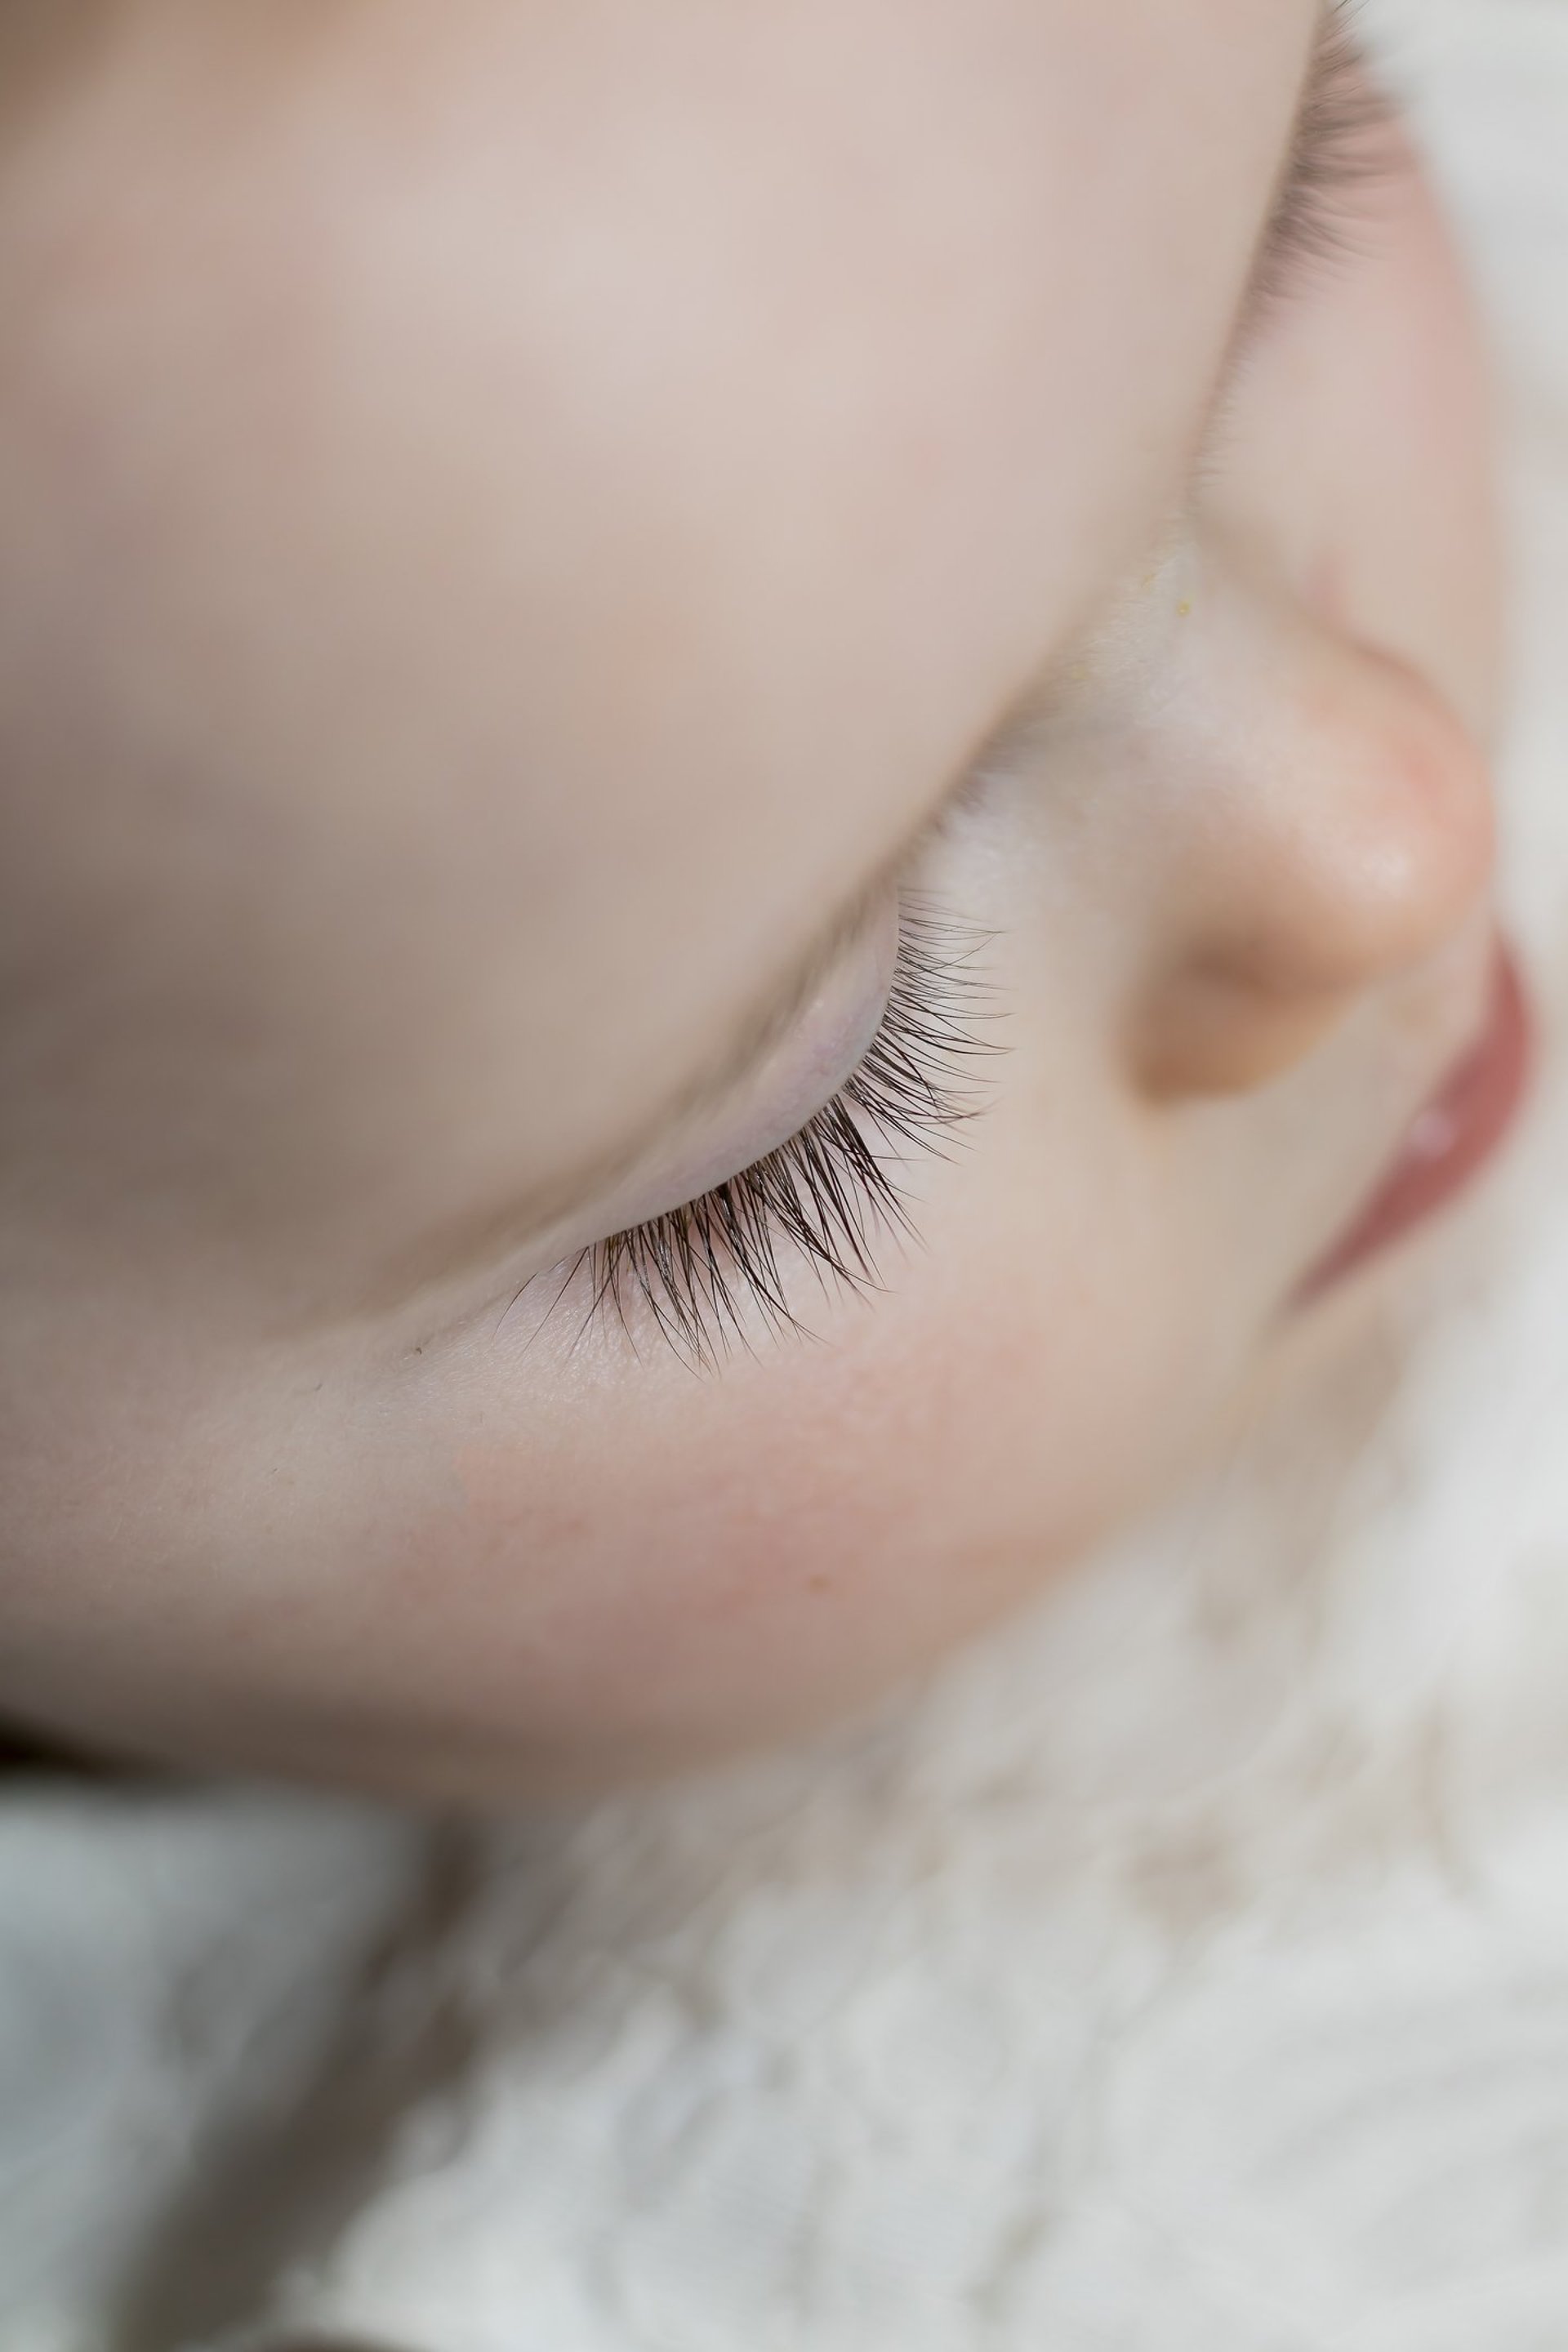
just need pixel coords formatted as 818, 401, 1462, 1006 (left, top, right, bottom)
0, 0, 1306, 1285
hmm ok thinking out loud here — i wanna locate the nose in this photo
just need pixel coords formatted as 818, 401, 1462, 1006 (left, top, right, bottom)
1130, 602, 1496, 1100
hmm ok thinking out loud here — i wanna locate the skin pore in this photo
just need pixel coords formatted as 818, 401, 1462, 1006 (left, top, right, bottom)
0, 0, 1508, 1798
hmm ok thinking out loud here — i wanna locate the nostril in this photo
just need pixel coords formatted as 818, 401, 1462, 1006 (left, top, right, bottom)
1134, 960, 1352, 1099
1291, 653, 1497, 985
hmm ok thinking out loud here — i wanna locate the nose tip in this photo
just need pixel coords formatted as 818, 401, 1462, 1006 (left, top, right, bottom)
1292, 660, 1496, 987
1134, 644, 1497, 1101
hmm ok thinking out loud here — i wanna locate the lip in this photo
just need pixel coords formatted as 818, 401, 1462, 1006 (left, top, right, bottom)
1299, 938, 1535, 1303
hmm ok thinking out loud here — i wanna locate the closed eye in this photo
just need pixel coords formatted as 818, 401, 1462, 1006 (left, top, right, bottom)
539, 901, 1000, 1369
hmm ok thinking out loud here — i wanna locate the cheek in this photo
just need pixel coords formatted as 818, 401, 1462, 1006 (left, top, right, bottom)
440, 1205, 1212, 1775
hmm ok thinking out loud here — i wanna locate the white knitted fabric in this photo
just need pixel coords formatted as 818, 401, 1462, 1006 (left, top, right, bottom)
6, 5, 1568, 2346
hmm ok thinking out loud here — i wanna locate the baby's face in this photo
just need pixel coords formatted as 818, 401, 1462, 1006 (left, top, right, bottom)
0, 1, 1508, 1796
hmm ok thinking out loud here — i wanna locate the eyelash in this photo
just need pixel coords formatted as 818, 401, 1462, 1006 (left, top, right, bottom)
1256, 3, 1401, 311
564, 903, 997, 1367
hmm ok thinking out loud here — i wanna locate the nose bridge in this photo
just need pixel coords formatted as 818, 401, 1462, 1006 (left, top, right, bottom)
1129, 569, 1496, 1099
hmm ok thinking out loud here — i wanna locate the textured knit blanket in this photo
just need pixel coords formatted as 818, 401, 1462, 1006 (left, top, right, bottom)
7, 5, 1568, 2346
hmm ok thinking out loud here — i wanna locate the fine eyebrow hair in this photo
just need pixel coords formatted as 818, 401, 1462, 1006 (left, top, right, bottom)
379, 9, 1339, 1313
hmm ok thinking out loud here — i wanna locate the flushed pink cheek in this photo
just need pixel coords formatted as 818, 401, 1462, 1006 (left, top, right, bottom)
449, 1422, 902, 1754
443, 1303, 1125, 1765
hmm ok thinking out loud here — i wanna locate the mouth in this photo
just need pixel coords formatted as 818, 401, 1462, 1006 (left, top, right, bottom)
1299, 937, 1535, 1303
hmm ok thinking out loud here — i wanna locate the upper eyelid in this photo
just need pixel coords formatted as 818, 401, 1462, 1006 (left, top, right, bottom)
514, 778, 979, 1241
565, 804, 964, 1241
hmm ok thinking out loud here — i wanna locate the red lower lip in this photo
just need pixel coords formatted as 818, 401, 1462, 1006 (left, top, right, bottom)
1301, 940, 1535, 1303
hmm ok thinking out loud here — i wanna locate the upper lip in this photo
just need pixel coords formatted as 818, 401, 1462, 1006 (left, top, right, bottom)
1297, 930, 1529, 1299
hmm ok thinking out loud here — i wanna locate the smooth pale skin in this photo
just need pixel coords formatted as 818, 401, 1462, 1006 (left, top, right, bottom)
0, 0, 1504, 1798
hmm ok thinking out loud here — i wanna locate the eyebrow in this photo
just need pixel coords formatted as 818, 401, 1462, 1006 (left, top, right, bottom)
376, 11, 1337, 1316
